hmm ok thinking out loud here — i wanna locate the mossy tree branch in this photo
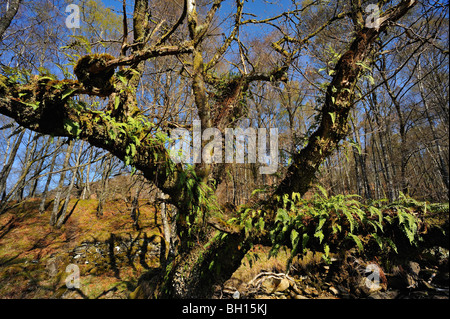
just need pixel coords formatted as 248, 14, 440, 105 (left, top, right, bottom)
0, 78, 189, 210
275, 0, 418, 197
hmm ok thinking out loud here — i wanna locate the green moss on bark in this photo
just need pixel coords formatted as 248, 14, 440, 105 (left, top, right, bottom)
74, 53, 115, 90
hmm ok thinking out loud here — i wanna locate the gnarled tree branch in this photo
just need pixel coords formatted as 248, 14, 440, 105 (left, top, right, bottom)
275, 0, 418, 197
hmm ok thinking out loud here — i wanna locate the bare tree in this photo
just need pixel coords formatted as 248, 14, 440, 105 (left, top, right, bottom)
55, 140, 84, 228
0, 127, 24, 201
50, 140, 74, 226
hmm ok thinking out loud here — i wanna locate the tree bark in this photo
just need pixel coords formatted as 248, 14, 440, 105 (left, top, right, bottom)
0, 0, 22, 40
0, 129, 24, 202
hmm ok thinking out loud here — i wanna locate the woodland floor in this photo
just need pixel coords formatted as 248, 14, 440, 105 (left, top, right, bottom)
0, 197, 448, 299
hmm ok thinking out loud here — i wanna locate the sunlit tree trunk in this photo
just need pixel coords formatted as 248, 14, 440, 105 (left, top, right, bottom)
50, 140, 74, 226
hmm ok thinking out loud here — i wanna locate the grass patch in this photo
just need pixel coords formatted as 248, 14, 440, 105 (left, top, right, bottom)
0, 197, 161, 298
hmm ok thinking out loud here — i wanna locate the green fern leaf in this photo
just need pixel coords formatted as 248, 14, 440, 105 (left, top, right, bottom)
347, 233, 364, 252
290, 229, 299, 248
371, 233, 383, 249
302, 233, 309, 251
314, 230, 324, 244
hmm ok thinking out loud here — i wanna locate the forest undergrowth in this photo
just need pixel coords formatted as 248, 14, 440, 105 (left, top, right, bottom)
0, 191, 447, 299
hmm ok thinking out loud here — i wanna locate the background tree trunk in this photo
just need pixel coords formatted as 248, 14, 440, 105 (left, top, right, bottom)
50, 140, 74, 226
39, 139, 60, 214
96, 154, 112, 218
0, 129, 24, 202
56, 141, 84, 228
0, 0, 22, 40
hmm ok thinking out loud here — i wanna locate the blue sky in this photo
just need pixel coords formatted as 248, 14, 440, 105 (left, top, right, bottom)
99, 0, 293, 24
96, 0, 295, 55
